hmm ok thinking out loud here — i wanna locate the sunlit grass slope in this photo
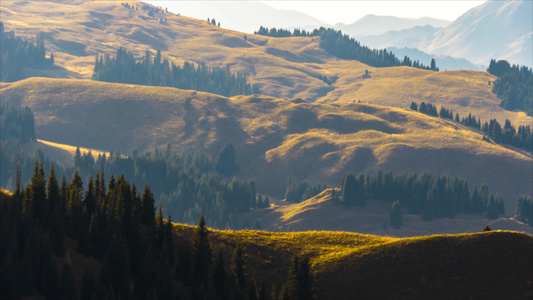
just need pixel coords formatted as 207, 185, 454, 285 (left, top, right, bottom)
1, 77, 531, 213
172, 224, 533, 300
246, 188, 533, 236
1, 1, 530, 127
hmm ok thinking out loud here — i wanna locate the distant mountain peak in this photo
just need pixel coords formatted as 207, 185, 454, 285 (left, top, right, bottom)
422, 0, 532, 67
334, 14, 451, 37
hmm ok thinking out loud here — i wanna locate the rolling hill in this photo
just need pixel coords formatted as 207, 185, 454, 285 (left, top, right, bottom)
243, 188, 533, 236
118, 223, 533, 299
2, 186, 531, 299
1, 0, 531, 127
1, 77, 531, 216
0, 0, 531, 232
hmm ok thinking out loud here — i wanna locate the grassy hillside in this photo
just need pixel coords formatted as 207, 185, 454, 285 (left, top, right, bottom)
244, 188, 533, 236
1, 77, 531, 215
1, 0, 531, 127
177, 224, 533, 300
4, 183, 531, 300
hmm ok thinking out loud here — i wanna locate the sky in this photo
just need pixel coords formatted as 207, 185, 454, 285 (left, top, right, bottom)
146, 1, 486, 25
260, 1, 486, 24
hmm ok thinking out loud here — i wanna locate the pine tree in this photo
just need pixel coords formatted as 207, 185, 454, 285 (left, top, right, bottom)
486, 195, 498, 219
81, 269, 95, 300
60, 259, 76, 300
30, 160, 46, 226
287, 255, 314, 300
231, 242, 246, 289
430, 58, 437, 71
216, 142, 239, 176
389, 200, 403, 228
192, 215, 212, 286
141, 185, 155, 227
340, 173, 356, 207
213, 250, 226, 295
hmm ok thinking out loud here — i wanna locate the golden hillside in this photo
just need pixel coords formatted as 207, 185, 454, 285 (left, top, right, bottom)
1, 0, 531, 127
182, 224, 533, 300
244, 188, 533, 236
1, 77, 531, 214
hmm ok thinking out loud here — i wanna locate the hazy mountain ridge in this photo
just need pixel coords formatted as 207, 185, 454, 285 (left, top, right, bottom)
1, 1, 530, 126
387, 47, 485, 71
422, 0, 533, 67
358, 25, 439, 49
333, 14, 450, 37
146, 1, 328, 34
345, 1, 532, 70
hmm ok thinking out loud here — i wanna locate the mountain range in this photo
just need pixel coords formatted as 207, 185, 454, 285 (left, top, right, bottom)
1, 1, 532, 299
358, 1, 532, 68
0, 0, 531, 236
421, 0, 532, 67
152, 1, 532, 69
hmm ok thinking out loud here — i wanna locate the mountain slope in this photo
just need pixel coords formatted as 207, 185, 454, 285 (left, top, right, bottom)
145, 1, 327, 33
190, 225, 533, 300
422, 0, 533, 67
1, 77, 531, 212
245, 188, 533, 236
358, 25, 439, 49
1, 0, 531, 127
387, 47, 484, 71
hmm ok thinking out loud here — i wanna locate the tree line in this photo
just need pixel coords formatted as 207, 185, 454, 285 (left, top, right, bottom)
0, 104, 35, 144
92, 47, 260, 97
0, 106, 265, 230
337, 171, 506, 223
410, 101, 533, 153
487, 59, 532, 116
0, 22, 54, 82
0, 164, 314, 299
254, 26, 438, 71
515, 195, 532, 226
285, 178, 328, 203
3, 142, 265, 230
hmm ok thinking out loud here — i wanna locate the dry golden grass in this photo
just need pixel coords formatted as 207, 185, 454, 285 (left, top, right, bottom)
244, 187, 533, 237
37, 139, 110, 158
1, 77, 531, 214
1, 0, 530, 127
170, 222, 533, 300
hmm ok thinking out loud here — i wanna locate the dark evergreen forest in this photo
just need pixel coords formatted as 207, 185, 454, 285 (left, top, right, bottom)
1, 142, 262, 230
285, 178, 327, 204
0, 104, 35, 143
92, 48, 260, 97
487, 59, 533, 116
254, 26, 438, 71
0, 166, 313, 300
516, 195, 533, 226
338, 171, 506, 223
0, 22, 54, 82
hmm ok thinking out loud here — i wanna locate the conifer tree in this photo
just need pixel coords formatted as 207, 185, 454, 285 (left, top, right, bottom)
389, 200, 403, 228
213, 250, 226, 296
287, 255, 314, 300
60, 259, 75, 300
81, 269, 95, 300
231, 242, 246, 289
340, 173, 356, 207
216, 142, 239, 176
192, 215, 212, 286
